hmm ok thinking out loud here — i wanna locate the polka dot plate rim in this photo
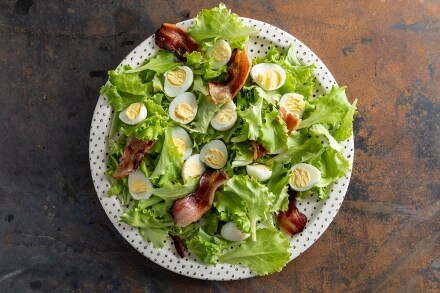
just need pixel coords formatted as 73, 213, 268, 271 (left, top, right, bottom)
89, 17, 354, 280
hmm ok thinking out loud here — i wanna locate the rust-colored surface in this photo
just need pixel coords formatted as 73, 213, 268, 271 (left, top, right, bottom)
0, 1, 439, 292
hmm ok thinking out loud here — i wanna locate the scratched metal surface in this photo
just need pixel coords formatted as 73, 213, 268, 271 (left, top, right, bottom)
0, 0, 439, 292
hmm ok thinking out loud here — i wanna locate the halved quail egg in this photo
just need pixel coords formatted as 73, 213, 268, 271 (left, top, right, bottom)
208, 39, 232, 69
181, 154, 206, 182
171, 126, 192, 160
246, 164, 272, 181
289, 163, 321, 191
168, 92, 198, 124
251, 63, 286, 91
210, 101, 237, 131
279, 93, 306, 118
119, 102, 147, 125
127, 170, 153, 200
164, 66, 194, 97
199, 140, 228, 169
221, 222, 250, 241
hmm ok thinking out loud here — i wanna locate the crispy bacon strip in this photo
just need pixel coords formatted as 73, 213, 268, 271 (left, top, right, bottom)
112, 137, 155, 179
208, 48, 251, 104
155, 23, 200, 59
169, 234, 185, 258
171, 169, 228, 227
277, 192, 308, 236
250, 140, 269, 160
279, 107, 302, 135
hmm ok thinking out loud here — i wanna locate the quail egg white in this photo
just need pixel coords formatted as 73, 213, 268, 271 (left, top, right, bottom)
164, 66, 194, 97
181, 154, 206, 181
246, 164, 272, 181
199, 140, 228, 169
127, 170, 153, 200
172, 126, 192, 160
251, 63, 286, 91
210, 101, 237, 131
118, 102, 147, 125
221, 222, 250, 241
279, 93, 306, 118
289, 163, 321, 191
208, 39, 232, 69
168, 92, 198, 124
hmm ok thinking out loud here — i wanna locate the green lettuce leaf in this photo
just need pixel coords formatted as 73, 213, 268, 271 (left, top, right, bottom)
299, 86, 353, 129
151, 178, 198, 200
186, 228, 226, 264
267, 136, 323, 165
333, 98, 358, 141
312, 147, 350, 188
188, 3, 258, 49
150, 127, 183, 186
108, 66, 148, 96
218, 229, 290, 275
125, 50, 183, 74
266, 161, 291, 212
121, 115, 168, 141
119, 202, 173, 248
223, 175, 275, 241
309, 124, 343, 152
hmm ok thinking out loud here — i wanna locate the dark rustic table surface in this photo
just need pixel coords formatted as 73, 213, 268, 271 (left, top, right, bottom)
1, 0, 439, 292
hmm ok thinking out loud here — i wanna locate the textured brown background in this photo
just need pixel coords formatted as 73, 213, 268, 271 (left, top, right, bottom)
0, 0, 439, 292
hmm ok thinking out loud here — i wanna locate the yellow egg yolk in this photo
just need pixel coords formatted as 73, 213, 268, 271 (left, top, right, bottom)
125, 102, 142, 120
212, 45, 229, 62
174, 103, 194, 122
214, 108, 235, 124
290, 168, 310, 188
131, 179, 148, 193
257, 70, 281, 90
284, 96, 305, 114
185, 162, 202, 178
173, 137, 186, 156
205, 148, 226, 167
167, 67, 186, 86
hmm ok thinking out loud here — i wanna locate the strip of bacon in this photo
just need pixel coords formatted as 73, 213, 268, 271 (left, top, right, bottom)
169, 234, 185, 258
112, 137, 155, 179
250, 140, 269, 160
155, 23, 200, 59
171, 169, 228, 227
277, 191, 308, 236
208, 48, 251, 104
279, 107, 302, 135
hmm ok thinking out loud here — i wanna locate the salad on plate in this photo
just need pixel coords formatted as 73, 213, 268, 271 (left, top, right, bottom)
99, 3, 357, 276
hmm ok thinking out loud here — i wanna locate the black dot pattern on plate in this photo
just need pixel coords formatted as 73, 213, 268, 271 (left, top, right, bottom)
89, 17, 354, 281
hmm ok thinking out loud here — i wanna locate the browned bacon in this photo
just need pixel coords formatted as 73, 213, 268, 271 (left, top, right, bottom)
250, 140, 268, 160
279, 107, 302, 135
171, 169, 228, 227
112, 137, 155, 179
155, 23, 200, 59
169, 234, 185, 258
277, 192, 308, 236
208, 48, 251, 104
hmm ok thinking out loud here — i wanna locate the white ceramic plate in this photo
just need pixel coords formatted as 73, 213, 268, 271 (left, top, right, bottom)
89, 18, 354, 280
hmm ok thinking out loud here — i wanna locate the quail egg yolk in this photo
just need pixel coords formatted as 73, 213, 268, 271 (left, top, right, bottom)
167, 67, 186, 86
214, 108, 235, 124
284, 96, 305, 114
212, 45, 230, 62
174, 103, 194, 122
205, 149, 226, 167
257, 70, 281, 90
125, 102, 143, 120
173, 137, 187, 156
131, 179, 148, 193
185, 162, 202, 178
290, 167, 311, 188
